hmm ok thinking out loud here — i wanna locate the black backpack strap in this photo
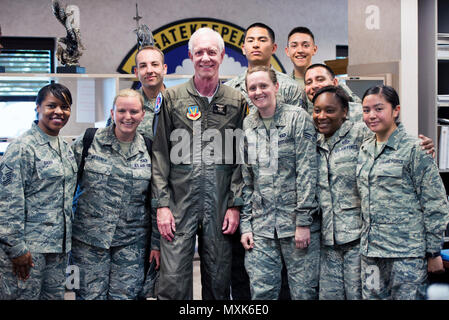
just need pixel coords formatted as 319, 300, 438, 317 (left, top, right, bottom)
77, 128, 98, 185
143, 136, 152, 156
152, 113, 159, 138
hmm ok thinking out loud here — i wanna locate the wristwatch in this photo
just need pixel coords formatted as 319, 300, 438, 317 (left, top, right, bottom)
426, 251, 441, 258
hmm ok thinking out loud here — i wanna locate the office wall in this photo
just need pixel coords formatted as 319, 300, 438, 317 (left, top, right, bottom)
0, 0, 348, 75
348, 0, 419, 135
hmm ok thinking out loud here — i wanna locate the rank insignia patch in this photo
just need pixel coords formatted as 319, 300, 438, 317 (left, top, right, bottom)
0, 163, 14, 187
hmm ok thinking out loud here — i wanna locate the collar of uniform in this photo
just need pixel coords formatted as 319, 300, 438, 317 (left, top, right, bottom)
384, 123, 405, 151
101, 123, 146, 157
32, 120, 60, 146
361, 123, 404, 156
247, 102, 287, 129
272, 103, 289, 127
317, 119, 353, 150
140, 88, 156, 112
186, 76, 221, 99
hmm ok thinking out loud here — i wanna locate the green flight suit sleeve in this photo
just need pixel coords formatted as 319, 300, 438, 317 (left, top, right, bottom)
151, 94, 173, 209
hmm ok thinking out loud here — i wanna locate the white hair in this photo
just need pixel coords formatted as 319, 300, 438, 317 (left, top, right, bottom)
188, 27, 225, 54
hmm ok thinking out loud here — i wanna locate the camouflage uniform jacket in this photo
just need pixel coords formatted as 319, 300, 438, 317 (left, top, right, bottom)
356, 123, 449, 258
225, 68, 307, 112
72, 125, 155, 249
137, 88, 158, 141
151, 77, 247, 211
291, 70, 305, 89
0, 121, 77, 258
317, 120, 369, 246
240, 103, 319, 238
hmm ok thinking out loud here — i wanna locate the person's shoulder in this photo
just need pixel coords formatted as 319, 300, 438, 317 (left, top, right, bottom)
223, 73, 245, 88
243, 111, 259, 129
1, 128, 38, 160
275, 70, 299, 86
163, 81, 190, 99
280, 103, 310, 119
220, 83, 247, 103
11, 126, 40, 148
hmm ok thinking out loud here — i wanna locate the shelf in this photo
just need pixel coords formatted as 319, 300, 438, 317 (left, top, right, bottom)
0, 73, 137, 81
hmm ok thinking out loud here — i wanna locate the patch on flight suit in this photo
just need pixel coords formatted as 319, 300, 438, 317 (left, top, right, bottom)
154, 92, 163, 114
186, 105, 201, 120
0, 163, 14, 187
212, 104, 227, 115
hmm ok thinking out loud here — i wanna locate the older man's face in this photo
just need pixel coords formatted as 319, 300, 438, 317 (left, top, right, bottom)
189, 33, 224, 80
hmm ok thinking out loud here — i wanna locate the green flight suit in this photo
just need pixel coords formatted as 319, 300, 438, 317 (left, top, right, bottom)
151, 77, 247, 300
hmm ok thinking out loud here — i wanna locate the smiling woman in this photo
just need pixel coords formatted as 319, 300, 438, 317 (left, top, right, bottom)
0, 83, 77, 300
70, 88, 159, 300
36, 85, 72, 136
110, 88, 145, 142
240, 65, 320, 300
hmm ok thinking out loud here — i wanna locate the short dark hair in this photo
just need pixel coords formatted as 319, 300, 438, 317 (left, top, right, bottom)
362, 85, 400, 123
36, 83, 72, 106
312, 85, 349, 112
244, 22, 275, 43
287, 26, 315, 43
305, 63, 336, 80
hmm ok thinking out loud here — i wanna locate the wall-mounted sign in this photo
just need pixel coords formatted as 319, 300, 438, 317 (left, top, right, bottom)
117, 17, 285, 76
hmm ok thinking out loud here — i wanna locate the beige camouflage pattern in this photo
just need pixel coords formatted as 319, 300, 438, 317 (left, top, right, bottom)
240, 103, 319, 299
316, 120, 369, 300
0, 249, 67, 300
291, 71, 305, 89
0, 121, 77, 258
316, 120, 369, 246
240, 102, 319, 237
361, 255, 427, 300
71, 125, 154, 249
225, 68, 307, 112
136, 89, 157, 141
319, 240, 362, 300
245, 232, 319, 300
356, 123, 449, 258
71, 238, 146, 300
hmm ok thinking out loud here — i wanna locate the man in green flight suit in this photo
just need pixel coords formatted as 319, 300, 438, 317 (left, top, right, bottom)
151, 27, 248, 300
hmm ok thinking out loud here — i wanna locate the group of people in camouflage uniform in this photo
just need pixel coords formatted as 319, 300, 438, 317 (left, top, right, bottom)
0, 21, 448, 301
